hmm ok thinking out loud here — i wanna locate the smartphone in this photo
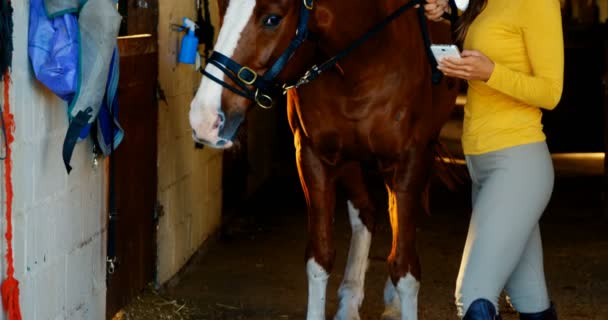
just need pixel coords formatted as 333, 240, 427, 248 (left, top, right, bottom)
430, 44, 461, 62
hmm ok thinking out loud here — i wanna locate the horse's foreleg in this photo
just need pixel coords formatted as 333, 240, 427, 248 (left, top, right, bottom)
334, 201, 372, 320
304, 187, 335, 320
334, 165, 375, 320
296, 132, 336, 320
304, 185, 336, 320
382, 147, 431, 320
382, 188, 421, 320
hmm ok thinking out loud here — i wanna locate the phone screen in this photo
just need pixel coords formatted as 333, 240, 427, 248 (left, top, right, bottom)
430, 44, 461, 62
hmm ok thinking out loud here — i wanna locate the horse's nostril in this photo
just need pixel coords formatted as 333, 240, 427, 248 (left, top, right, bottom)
213, 114, 225, 130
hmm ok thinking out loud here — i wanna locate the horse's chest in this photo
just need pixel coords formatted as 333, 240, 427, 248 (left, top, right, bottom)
309, 116, 406, 166
296, 81, 416, 164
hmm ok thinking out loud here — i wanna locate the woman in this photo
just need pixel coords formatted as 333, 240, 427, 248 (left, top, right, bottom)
424, 0, 564, 319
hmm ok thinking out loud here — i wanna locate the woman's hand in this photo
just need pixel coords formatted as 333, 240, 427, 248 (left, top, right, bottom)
423, 0, 449, 21
437, 50, 495, 81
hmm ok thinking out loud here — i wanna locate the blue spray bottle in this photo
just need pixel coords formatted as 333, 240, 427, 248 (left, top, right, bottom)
178, 17, 199, 64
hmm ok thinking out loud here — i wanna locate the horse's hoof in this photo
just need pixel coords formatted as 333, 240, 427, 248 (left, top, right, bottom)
380, 309, 401, 320
333, 309, 361, 320
334, 303, 361, 320
334, 315, 361, 320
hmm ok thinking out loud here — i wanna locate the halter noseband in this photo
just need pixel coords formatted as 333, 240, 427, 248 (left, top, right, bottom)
202, 0, 314, 109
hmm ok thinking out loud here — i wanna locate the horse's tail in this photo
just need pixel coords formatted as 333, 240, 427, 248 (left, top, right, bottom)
422, 139, 468, 215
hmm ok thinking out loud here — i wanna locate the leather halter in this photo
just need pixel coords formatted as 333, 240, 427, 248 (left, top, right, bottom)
202, 0, 457, 109
203, 0, 313, 109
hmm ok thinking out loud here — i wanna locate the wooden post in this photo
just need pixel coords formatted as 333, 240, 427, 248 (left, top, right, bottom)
603, 30, 608, 219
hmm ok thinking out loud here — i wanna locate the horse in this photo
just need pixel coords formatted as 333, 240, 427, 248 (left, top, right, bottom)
188, 0, 460, 319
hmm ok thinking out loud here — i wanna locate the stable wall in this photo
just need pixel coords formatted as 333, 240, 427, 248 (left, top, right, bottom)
0, 1, 108, 319
155, 0, 224, 284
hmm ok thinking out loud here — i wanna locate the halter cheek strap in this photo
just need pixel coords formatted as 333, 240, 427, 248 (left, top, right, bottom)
201, 0, 314, 109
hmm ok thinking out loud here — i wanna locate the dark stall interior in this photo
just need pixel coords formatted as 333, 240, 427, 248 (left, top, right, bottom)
544, 16, 605, 154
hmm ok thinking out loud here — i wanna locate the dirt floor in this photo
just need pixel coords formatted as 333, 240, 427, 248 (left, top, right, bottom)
119, 163, 608, 320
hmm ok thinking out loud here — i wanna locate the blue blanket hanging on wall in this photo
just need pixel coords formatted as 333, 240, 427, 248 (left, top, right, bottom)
28, 0, 123, 173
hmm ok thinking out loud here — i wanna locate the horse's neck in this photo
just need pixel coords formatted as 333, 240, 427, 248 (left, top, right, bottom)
312, 0, 421, 81
314, 0, 384, 53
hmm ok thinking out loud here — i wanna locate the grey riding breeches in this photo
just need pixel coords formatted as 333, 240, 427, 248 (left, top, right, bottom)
455, 141, 553, 317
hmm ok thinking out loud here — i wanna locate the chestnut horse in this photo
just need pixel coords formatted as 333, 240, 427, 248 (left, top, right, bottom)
189, 0, 459, 319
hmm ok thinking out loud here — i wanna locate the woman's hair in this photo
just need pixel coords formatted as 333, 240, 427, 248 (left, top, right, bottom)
455, 0, 488, 45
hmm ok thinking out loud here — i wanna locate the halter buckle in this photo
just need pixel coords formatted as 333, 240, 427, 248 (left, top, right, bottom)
255, 89, 274, 109
303, 0, 313, 10
238, 67, 258, 85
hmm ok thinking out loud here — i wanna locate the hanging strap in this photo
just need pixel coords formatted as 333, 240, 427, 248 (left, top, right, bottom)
196, 0, 214, 61
417, 3, 443, 84
0, 0, 12, 79
441, 0, 459, 36
62, 108, 94, 173
105, 109, 118, 278
104, 51, 119, 278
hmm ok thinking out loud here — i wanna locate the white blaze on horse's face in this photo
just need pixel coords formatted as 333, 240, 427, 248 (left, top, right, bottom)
455, 0, 469, 10
189, 0, 256, 148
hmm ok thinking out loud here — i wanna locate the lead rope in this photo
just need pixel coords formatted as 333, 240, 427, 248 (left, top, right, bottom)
0, 71, 22, 320
0, 0, 21, 317
284, 0, 452, 90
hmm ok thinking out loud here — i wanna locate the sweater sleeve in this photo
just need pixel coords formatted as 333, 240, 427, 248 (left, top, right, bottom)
485, 0, 564, 110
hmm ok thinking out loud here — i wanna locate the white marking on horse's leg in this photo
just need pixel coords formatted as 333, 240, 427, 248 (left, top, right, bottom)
190, 0, 256, 142
307, 258, 329, 320
381, 277, 402, 320
395, 273, 420, 320
334, 201, 371, 320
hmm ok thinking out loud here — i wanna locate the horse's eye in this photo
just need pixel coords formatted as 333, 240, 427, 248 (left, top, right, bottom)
262, 15, 283, 28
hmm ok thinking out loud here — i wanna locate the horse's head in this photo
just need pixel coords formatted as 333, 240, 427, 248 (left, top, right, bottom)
189, 0, 309, 148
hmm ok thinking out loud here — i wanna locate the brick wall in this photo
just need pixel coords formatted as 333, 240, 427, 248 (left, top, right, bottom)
155, 0, 224, 284
0, 2, 227, 319
1, 1, 108, 319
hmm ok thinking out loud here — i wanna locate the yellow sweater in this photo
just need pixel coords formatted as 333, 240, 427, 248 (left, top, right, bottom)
461, 0, 564, 155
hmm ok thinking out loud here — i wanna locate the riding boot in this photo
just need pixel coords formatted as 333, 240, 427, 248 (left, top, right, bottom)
463, 299, 502, 320
519, 303, 557, 320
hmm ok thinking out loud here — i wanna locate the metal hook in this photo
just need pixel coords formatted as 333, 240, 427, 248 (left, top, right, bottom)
106, 257, 117, 275
255, 90, 274, 109
303, 0, 314, 10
